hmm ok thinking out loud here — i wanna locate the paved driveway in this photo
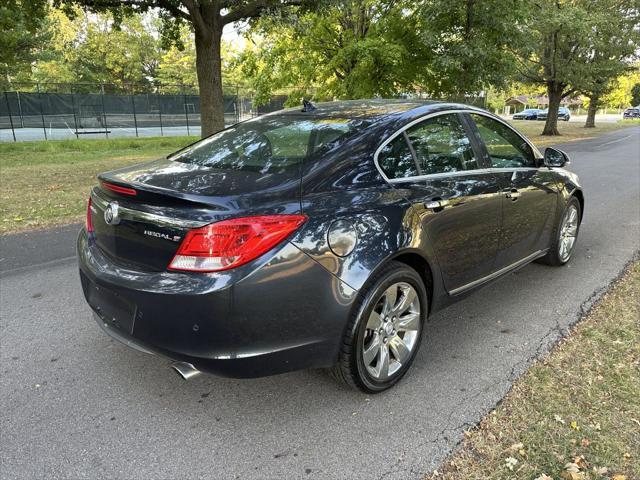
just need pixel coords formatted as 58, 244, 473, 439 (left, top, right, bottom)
1, 127, 638, 479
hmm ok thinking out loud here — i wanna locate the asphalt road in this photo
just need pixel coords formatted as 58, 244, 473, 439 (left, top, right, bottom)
1, 127, 639, 480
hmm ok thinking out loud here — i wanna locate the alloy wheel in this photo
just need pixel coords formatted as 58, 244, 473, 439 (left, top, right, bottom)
362, 282, 421, 381
558, 204, 579, 262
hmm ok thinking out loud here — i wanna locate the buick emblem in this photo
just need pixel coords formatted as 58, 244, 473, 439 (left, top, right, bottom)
104, 202, 120, 225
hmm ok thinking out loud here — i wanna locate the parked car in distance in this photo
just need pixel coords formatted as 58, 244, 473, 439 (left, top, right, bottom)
512, 108, 540, 120
78, 100, 584, 393
537, 107, 571, 121
623, 107, 640, 119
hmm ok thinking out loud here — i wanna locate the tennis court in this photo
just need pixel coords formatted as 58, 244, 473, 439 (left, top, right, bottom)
1, 86, 287, 142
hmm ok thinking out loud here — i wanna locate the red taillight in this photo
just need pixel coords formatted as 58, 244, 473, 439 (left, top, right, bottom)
168, 215, 307, 273
101, 181, 137, 196
86, 197, 94, 233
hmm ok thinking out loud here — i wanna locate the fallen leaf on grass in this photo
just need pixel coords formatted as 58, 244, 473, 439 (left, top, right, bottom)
508, 442, 524, 452
504, 456, 518, 471
570, 420, 580, 431
611, 475, 627, 480
554, 414, 566, 424
580, 438, 591, 447
573, 456, 588, 469
561, 472, 585, 480
564, 462, 581, 473
534, 475, 553, 480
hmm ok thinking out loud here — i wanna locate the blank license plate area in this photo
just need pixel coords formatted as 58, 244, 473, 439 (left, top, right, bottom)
89, 284, 136, 334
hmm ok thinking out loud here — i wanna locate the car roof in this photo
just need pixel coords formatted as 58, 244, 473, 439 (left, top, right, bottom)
267, 99, 479, 121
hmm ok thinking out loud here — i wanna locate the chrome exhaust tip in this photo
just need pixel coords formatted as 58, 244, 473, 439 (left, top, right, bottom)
171, 361, 201, 380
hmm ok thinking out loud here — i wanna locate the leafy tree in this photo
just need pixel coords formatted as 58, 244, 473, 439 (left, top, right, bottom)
239, 0, 524, 105
28, 9, 163, 90
238, 1, 423, 104
54, 0, 310, 137
156, 28, 199, 88
415, 0, 524, 97
576, 0, 640, 128
30, 8, 81, 86
632, 82, 640, 106
77, 15, 162, 88
603, 70, 640, 108
157, 28, 245, 92
514, 0, 640, 135
0, 1, 51, 87
513, 1, 593, 135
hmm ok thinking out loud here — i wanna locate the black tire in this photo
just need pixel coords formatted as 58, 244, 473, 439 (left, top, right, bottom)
538, 196, 581, 266
330, 261, 427, 393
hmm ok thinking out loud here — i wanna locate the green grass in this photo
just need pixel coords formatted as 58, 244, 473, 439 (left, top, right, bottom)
507, 120, 634, 147
618, 118, 640, 125
0, 136, 197, 234
429, 262, 640, 480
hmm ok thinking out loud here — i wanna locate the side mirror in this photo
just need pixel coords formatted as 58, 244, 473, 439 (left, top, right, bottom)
544, 147, 570, 168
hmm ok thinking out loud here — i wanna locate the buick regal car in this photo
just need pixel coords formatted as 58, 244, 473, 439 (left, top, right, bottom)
537, 107, 571, 121
512, 108, 540, 120
78, 100, 583, 393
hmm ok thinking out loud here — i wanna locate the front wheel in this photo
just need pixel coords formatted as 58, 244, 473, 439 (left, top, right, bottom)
538, 196, 581, 266
330, 261, 427, 393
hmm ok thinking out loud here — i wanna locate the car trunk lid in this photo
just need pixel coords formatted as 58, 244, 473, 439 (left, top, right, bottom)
89, 158, 302, 272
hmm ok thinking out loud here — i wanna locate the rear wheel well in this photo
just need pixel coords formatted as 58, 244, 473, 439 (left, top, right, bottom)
392, 252, 434, 315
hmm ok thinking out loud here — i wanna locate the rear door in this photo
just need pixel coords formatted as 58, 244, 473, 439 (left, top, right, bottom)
465, 113, 557, 270
376, 112, 503, 293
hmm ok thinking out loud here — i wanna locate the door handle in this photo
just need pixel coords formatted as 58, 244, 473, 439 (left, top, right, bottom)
504, 188, 520, 201
425, 198, 450, 211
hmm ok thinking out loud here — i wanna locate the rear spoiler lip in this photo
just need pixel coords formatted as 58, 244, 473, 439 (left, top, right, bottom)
96, 172, 229, 209
94, 173, 302, 218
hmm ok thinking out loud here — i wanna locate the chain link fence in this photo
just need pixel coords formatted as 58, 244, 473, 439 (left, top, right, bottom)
1, 82, 485, 142
0, 82, 281, 142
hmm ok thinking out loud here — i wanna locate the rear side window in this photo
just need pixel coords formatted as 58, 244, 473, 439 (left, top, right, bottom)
377, 134, 418, 179
405, 114, 479, 175
470, 114, 535, 168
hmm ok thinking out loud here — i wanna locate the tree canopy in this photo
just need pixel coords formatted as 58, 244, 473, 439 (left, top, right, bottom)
2, 0, 639, 136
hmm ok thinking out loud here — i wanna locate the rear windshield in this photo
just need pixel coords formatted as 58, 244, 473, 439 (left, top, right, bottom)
169, 114, 367, 174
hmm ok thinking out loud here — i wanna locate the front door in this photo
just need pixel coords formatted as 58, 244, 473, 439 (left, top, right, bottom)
376, 112, 503, 293
466, 113, 557, 269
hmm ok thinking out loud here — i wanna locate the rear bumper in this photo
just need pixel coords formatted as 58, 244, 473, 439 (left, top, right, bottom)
77, 229, 358, 378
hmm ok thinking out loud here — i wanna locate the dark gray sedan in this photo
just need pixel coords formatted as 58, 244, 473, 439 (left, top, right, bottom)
78, 100, 583, 392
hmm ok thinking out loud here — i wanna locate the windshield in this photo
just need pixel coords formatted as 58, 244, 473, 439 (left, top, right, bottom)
169, 114, 368, 174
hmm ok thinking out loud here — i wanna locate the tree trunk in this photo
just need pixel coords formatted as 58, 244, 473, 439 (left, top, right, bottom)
194, 25, 224, 138
585, 95, 598, 128
542, 83, 563, 136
